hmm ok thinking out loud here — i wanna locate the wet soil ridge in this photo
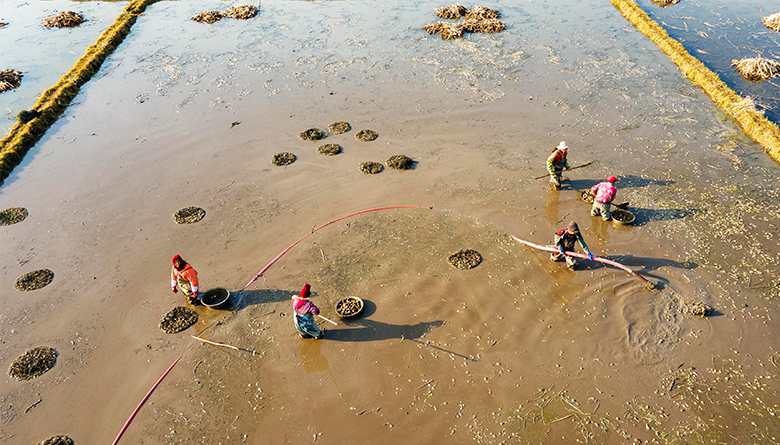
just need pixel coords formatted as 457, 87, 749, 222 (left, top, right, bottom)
14, 269, 54, 291
764, 12, 780, 32
0, 0, 162, 186
355, 129, 378, 141
271, 152, 296, 166
423, 5, 505, 40
0, 206, 28, 225
610, 0, 780, 164
0, 69, 23, 93
173, 206, 205, 224
448, 248, 482, 269
43, 11, 86, 28
159, 307, 198, 334
358, 161, 383, 174
9, 346, 57, 380
40, 436, 74, 445
386, 154, 413, 170
732, 57, 780, 82
650, 0, 682, 7
317, 144, 342, 156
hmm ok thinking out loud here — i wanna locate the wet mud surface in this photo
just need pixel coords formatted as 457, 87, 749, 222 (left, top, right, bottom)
0, 0, 779, 444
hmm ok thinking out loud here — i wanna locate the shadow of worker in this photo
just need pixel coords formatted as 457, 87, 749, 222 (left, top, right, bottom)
325, 317, 444, 343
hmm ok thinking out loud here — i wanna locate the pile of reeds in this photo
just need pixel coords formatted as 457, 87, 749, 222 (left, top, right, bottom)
461, 17, 505, 33
43, 11, 86, 28
435, 4, 467, 19
225, 4, 259, 19
422, 22, 464, 40
0, 69, 23, 93
650, 0, 682, 7
463, 5, 500, 20
762, 12, 780, 32
732, 57, 780, 82
192, 11, 224, 24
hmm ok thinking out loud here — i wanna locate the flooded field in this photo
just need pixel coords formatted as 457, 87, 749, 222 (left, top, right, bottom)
1, 0, 779, 444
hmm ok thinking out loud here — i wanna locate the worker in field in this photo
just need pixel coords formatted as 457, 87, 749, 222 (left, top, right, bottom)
590, 175, 620, 221
550, 221, 594, 270
171, 254, 199, 305
546, 141, 572, 190
293, 284, 324, 339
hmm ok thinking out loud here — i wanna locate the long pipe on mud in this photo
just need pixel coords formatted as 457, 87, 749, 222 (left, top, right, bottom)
112, 356, 181, 445
243, 205, 433, 289
512, 236, 653, 288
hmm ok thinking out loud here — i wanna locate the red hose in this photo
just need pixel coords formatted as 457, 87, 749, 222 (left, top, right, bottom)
112, 356, 181, 445
512, 236, 653, 287
243, 205, 433, 289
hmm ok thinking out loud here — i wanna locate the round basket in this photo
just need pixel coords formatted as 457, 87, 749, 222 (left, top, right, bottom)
335, 296, 364, 319
579, 190, 595, 204
201, 287, 230, 308
611, 209, 635, 225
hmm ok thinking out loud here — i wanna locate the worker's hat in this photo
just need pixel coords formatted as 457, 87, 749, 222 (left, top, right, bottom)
607, 175, 619, 183
557, 141, 568, 150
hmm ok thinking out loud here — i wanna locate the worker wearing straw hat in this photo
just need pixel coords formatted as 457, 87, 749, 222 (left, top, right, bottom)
550, 221, 594, 270
590, 175, 620, 221
171, 254, 200, 305
293, 284, 324, 339
546, 141, 572, 190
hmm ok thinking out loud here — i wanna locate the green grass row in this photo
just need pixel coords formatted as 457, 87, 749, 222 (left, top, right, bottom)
0, 0, 160, 185
611, 0, 780, 164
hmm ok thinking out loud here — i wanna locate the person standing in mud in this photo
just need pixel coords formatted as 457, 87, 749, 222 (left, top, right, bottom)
550, 221, 594, 270
293, 284, 324, 339
546, 141, 572, 190
590, 175, 620, 221
171, 254, 200, 305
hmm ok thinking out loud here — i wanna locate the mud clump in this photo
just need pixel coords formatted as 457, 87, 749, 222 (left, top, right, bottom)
732, 57, 780, 82
225, 4, 258, 19
192, 11, 224, 24
9, 347, 57, 380
684, 301, 712, 317
0, 69, 23, 93
0, 206, 28, 226
43, 11, 86, 28
387, 155, 413, 170
299, 128, 326, 141
422, 22, 464, 40
40, 437, 74, 445
271, 152, 297, 166
14, 269, 54, 291
173, 206, 205, 224
159, 306, 198, 334
448, 249, 482, 269
317, 144, 342, 156
328, 121, 351, 134
435, 4, 468, 19
650, 0, 682, 7
355, 129, 378, 142
359, 162, 384, 174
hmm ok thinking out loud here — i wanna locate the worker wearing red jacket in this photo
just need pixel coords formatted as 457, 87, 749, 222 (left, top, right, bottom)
171, 254, 199, 305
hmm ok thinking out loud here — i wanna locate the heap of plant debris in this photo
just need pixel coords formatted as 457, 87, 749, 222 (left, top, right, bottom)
650, 0, 682, 7
40, 437, 74, 445
271, 152, 297, 166
9, 347, 57, 380
422, 22, 464, 40
173, 206, 205, 224
355, 129, 378, 141
422, 5, 505, 40
763, 12, 780, 32
732, 57, 780, 82
435, 4, 467, 19
159, 307, 198, 334
386, 155, 413, 170
0, 69, 23, 93
464, 5, 500, 20
359, 162, 384, 174
448, 249, 482, 269
225, 4, 258, 19
317, 144, 342, 156
328, 121, 351, 134
14, 269, 54, 291
192, 11, 224, 24
43, 11, 86, 28
300, 128, 326, 141
0, 206, 28, 226
683, 301, 712, 317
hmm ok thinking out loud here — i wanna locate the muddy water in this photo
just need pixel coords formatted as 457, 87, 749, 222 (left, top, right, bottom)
1, 0, 779, 444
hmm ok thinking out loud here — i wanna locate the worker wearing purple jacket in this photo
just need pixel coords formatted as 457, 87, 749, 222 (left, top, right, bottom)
590, 176, 620, 221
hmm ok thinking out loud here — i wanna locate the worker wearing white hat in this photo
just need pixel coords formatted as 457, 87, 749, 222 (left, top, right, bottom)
546, 141, 572, 189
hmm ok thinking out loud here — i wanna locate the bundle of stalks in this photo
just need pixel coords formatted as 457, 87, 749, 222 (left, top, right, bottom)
732, 57, 780, 82
43, 11, 86, 28
0, 69, 23, 93
650, 0, 682, 7
461, 17, 505, 33
762, 12, 780, 32
225, 4, 258, 19
422, 22, 464, 40
192, 11, 224, 24
464, 5, 500, 21
435, 4, 467, 20
731, 96, 761, 115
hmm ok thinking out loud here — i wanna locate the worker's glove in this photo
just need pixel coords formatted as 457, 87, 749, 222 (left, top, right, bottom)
567, 167, 573, 171
587, 253, 594, 260
172, 287, 178, 294
192, 292, 198, 299
559, 248, 565, 255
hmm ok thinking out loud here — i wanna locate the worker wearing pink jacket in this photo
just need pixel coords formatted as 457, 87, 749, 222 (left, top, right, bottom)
590, 176, 619, 221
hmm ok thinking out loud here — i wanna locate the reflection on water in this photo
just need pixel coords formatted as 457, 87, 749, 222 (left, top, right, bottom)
298, 337, 329, 372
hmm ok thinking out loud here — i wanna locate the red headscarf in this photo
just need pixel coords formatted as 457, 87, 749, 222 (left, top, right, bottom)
172, 254, 182, 264
300, 283, 311, 299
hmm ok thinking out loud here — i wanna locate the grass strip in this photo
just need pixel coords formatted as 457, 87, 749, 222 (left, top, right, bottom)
610, 0, 780, 164
0, 0, 160, 186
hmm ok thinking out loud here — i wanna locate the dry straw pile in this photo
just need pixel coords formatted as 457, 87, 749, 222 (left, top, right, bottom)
732, 57, 780, 82
762, 12, 780, 31
435, 4, 467, 19
650, 0, 682, 7
43, 11, 86, 28
0, 69, 23, 93
423, 4, 505, 40
225, 4, 259, 19
192, 11, 224, 24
